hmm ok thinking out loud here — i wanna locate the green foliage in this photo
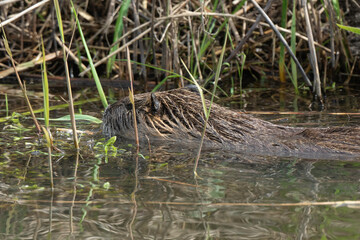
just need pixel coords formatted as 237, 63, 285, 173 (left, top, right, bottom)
37, 114, 102, 124
5, 93, 8, 117
331, 0, 341, 21
70, 0, 108, 109
193, 24, 229, 177
41, 36, 50, 129
106, 0, 131, 77
290, 0, 298, 94
103, 182, 110, 190
94, 136, 118, 163
337, 24, 360, 35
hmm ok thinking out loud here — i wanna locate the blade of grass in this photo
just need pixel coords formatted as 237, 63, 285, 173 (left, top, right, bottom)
193, 24, 228, 178
180, 58, 208, 119
53, 0, 79, 149
41, 126, 54, 189
106, 0, 131, 77
70, 1, 108, 108
37, 114, 102, 124
5, 93, 8, 117
336, 24, 360, 34
331, 0, 341, 22
41, 36, 50, 129
290, 0, 298, 94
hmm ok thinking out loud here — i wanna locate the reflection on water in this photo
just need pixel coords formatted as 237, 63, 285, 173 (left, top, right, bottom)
1, 144, 360, 239
0, 86, 360, 239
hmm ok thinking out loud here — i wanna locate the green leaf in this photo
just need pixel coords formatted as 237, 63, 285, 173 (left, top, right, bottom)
103, 182, 110, 190
38, 114, 102, 124
105, 136, 117, 147
70, 0, 108, 108
337, 24, 360, 35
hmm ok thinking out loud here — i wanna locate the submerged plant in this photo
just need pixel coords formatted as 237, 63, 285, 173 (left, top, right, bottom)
94, 136, 118, 164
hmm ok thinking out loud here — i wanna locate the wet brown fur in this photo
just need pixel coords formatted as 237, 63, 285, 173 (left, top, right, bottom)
102, 88, 360, 159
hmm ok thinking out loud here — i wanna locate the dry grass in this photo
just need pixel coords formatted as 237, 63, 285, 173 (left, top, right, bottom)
0, 0, 358, 94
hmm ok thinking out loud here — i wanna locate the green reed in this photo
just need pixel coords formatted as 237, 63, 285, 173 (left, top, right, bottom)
70, 0, 108, 109
192, 24, 229, 177
290, 0, 298, 94
106, 0, 131, 77
41, 35, 54, 189
5, 93, 8, 117
41, 36, 50, 129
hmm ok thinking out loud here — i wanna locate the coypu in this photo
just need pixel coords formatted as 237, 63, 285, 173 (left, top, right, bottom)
102, 87, 360, 159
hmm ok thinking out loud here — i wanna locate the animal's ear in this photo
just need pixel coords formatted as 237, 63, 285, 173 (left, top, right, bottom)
150, 93, 160, 113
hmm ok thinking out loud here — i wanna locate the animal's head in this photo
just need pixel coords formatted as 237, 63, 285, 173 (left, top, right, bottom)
102, 88, 205, 142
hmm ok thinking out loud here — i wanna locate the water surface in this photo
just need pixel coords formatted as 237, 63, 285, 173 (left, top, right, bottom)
0, 86, 360, 239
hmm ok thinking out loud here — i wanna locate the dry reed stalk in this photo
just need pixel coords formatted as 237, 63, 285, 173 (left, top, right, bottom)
126, 46, 139, 147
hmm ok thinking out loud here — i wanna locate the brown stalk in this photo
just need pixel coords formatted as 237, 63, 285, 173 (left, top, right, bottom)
126, 46, 139, 148
2, 28, 42, 134
0, 51, 61, 79
0, 0, 50, 28
79, 0, 188, 77
132, 0, 147, 87
54, 36, 87, 71
302, 0, 322, 101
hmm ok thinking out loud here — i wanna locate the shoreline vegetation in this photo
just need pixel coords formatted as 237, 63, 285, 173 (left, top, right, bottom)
1, 0, 359, 90
0, 0, 359, 151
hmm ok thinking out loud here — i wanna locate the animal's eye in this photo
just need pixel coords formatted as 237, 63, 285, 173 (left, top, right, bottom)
125, 103, 133, 110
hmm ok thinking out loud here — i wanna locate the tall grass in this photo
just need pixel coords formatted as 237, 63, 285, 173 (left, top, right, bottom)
279, 0, 288, 83
302, 0, 322, 102
290, 0, 298, 94
126, 46, 139, 148
106, 0, 131, 77
192, 24, 229, 177
41, 35, 54, 189
41, 36, 50, 129
250, 0, 312, 88
5, 93, 8, 117
53, 0, 79, 149
70, 0, 108, 109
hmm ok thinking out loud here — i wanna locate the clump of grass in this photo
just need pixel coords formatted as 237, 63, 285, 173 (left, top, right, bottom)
1, 0, 358, 114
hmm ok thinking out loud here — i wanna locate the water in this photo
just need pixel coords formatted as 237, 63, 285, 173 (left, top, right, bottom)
0, 86, 360, 239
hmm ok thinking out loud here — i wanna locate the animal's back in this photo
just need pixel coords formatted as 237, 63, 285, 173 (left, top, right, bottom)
102, 88, 360, 159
